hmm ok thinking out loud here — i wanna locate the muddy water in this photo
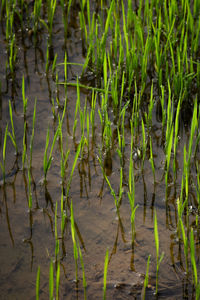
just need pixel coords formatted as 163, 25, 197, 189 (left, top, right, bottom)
0, 2, 199, 300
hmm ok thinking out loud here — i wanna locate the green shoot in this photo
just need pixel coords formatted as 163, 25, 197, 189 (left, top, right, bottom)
36, 266, 40, 300
70, 200, 78, 282
43, 125, 59, 182
154, 210, 164, 295
49, 259, 54, 300
0, 124, 8, 184
143, 255, 151, 300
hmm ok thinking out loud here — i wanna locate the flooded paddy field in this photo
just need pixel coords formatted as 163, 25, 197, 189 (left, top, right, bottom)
0, 1, 200, 299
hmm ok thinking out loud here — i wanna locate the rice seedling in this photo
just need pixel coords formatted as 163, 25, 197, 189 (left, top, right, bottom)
5, 0, 14, 41
97, 0, 114, 73
56, 259, 60, 300
22, 121, 27, 170
142, 255, 151, 300
70, 199, 87, 295
22, 76, 28, 119
0, 0, 6, 19
47, 0, 57, 41
103, 248, 109, 300
66, 136, 84, 200
190, 228, 200, 299
179, 218, 189, 275
57, 100, 69, 188
0, 124, 8, 185
8, 100, 18, 155
36, 266, 40, 300
128, 149, 139, 242
173, 95, 182, 179
49, 259, 54, 300
43, 125, 59, 182
165, 125, 174, 197
187, 97, 198, 169
146, 83, 154, 133
141, 118, 146, 170
98, 152, 120, 209
70, 200, 78, 282
33, 0, 42, 44
154, 209, 164, 295
30, 98, 37, 169
60, 0, 72, 39
78, 242, 87, 300
73, 78, 80, 139
60, 191, 66, 236
8, 34, 17, 77
27, 166, 32, 209
149, 137, 155, 184
52, 53, 57, 77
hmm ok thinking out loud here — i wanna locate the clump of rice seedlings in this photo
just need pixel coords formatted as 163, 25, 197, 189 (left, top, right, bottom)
5, 0, 14, 40
8, 34, 17, 78
142, 255, 151, 300
60, 0, 72, 40
36, 266, 40, 300
47, 0, 57, 42
154, 210, 164, 295
33, 0, 42, 44
0, 124, 8, 185
43, 125, 59, 183
103, 248, 109, 300
97, 0, 115, 73
8, 100, 18, 155
79, 0, 88, 46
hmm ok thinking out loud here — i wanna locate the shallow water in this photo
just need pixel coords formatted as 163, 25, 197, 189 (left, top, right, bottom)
0, 2, 200, 299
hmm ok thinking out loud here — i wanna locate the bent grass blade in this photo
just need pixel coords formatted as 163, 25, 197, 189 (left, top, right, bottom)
103, 248, 109, 300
